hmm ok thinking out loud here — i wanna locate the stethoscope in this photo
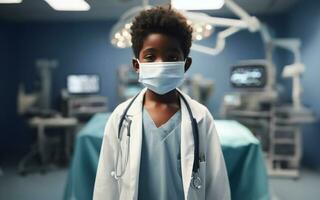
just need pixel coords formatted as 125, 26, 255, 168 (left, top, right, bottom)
111, 90, 202, 190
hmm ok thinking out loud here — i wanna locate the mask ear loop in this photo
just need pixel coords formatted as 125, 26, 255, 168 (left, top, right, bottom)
183, 57, 191, 72
133, 58, 140, 73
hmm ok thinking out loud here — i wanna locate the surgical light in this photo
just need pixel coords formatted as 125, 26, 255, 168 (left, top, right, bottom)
187, 20, 214, 41
111, 22, 133, 48
110, 5, 150, 49
110, 3, 216, 48
0, 0, 22, 3
44, 0, 90, 11
171, 0, 224, 10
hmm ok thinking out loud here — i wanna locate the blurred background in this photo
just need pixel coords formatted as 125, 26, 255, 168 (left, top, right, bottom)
0, 0, 319, 200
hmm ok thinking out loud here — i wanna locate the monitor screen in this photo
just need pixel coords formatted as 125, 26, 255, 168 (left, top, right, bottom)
230, 64, 266, 88
67, 75, 100, 94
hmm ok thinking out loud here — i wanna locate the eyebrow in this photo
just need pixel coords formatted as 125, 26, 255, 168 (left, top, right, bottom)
142, 47, 181, 54
141, 48, 156, 53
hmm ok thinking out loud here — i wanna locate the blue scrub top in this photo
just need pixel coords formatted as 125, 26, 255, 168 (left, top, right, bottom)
138, 109, 184, 200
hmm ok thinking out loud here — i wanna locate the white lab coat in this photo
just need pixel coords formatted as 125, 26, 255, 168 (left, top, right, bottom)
93, 88, 231, 200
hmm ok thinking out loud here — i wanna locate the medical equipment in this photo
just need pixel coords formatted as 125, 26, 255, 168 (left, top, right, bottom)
282, 63, 304, 109
180, 74, 214, 107
18, 116, 78, 174
222, 60, 315, 178
117, 64, 144, 101
17, 60, 60, 119
62, 73, 108, 120
61, 94, 108, 119
17, 59, 84, 174
264, 38, 315, 178
67, 74, 100, 94
17, 84, 38, 115
18, 59, 58, 116
273, 39, 304, 110
112, 90, 202, 189
268, 105, 315, 178
37, 59, 58, 110
225, 59, 277, 107
230, 63, 266, 89
221, 60, 277, 152
63, 74, 107, 122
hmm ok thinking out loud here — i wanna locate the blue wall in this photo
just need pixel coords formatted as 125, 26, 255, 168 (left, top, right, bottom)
284, 0, 320, 168
0, 23, 25, 155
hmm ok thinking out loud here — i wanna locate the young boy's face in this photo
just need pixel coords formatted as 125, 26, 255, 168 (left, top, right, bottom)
132, 33, 192, 71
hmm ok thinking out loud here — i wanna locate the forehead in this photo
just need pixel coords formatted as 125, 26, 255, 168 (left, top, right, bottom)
140, 33, 183, 54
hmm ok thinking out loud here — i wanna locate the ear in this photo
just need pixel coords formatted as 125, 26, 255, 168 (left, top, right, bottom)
132, 58, 139, 73
184, 57, 192, 72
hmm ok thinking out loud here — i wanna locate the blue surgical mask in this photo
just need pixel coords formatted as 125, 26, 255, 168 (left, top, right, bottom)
137, 59, 185, 95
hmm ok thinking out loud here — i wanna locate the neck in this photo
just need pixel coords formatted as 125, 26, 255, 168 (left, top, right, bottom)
144, 89, 180, 105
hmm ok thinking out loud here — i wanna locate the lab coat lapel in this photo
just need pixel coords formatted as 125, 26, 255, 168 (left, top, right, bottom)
178, 90, 205, 199
180, 96, 195, 199
126, 89, 145, 200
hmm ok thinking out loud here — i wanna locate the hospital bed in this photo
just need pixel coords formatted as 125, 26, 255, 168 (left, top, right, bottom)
63, 113, 269, 200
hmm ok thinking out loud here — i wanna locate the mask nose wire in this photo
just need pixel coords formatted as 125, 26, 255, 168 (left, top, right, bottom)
135, 58, 186, 64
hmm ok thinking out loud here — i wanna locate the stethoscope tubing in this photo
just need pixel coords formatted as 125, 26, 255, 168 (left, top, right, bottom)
115, 89, 201, 188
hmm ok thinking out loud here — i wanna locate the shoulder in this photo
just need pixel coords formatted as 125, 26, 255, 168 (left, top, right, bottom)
110, 97, 135, 118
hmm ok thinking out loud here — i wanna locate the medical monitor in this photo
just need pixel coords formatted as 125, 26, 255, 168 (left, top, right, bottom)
67, 74, 100, 94
230, 61, 267, 89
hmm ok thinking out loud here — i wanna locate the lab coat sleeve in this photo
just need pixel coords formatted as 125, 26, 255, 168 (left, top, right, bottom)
93, 110, 120, 200
204, 109, 231, 200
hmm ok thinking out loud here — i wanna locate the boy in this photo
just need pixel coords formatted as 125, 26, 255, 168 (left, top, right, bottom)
93, 6, 230, 200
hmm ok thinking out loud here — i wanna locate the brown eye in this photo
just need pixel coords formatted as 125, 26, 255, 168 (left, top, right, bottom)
143, 54, 155, 62
167, 54, 180, 62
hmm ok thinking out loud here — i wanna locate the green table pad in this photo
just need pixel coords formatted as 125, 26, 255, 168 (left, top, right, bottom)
64, 113, 269, 200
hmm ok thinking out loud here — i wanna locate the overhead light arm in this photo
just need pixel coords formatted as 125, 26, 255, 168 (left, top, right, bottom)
44, 0, 90, 11
186, 0, 261, 55
192, 26, 240, 55
224, 0, 260, 32
182, 11, 248, 28
0, 0, 22, 3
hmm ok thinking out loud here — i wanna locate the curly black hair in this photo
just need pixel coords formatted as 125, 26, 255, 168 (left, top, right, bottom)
130, 5, 193, 59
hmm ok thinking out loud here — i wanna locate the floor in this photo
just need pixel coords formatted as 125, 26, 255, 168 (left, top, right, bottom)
0, 162, 319, 200
269, 169, 320, 200
0, 164, 67, 200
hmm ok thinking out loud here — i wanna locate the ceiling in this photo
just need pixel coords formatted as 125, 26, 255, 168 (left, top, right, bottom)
0, 0, 301, 22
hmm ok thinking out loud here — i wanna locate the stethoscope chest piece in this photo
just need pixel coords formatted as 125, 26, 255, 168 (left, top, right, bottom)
191, 172, 202, 190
